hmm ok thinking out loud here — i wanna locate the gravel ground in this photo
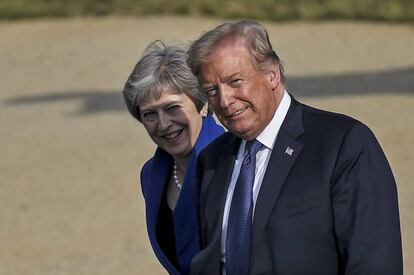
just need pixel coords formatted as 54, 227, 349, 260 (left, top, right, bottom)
0, 16, 413, 274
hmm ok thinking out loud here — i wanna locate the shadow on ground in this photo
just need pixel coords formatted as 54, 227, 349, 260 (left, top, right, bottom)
4, 66, 414, 116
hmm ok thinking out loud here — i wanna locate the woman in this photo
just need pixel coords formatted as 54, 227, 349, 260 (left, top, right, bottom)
122, 41, 224, 275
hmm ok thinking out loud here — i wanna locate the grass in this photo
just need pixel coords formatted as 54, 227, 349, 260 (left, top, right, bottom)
0, 0, 413, 22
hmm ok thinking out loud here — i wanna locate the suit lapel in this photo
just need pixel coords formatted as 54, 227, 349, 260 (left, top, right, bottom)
205, 135, 240, 236
252, 98, 304, 247
192, 135, 240, 274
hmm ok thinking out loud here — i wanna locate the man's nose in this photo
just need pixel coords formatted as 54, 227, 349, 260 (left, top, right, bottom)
218, 85, 234, 108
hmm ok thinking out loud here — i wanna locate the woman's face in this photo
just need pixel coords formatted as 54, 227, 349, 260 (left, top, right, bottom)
139, 89, 203, 159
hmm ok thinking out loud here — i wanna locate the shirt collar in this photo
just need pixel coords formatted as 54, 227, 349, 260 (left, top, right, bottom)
256, 90, 291, 150
237, 90, 291, 159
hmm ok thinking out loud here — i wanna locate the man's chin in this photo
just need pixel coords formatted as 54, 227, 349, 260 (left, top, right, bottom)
227, 126, 255, 141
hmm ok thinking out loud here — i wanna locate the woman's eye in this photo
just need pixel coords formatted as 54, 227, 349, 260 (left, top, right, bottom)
142, 111, 156, 121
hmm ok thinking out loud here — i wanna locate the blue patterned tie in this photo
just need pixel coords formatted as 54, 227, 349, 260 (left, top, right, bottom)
226, 139, 263, 275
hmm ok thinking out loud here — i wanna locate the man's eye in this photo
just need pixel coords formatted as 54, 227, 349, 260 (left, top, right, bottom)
229, 79, 242, 87
205, 88, 217, 97
167, 105, 180, 112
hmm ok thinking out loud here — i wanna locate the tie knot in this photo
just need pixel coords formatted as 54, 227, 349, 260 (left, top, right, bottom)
246, 139, 263, 156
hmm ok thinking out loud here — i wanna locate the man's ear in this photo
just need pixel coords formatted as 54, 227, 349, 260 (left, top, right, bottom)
268, 63, 281, 90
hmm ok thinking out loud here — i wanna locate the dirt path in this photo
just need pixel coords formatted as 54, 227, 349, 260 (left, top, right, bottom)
1, 16, 413, 274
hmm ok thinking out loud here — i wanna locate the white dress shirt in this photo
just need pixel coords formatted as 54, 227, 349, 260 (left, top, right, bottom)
220, 91, 291, 273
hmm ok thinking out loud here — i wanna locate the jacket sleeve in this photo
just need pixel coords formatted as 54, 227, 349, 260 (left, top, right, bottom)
331, 122, 403, 274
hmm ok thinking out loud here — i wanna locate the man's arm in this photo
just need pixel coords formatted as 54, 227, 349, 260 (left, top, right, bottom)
331, 122, 403, 274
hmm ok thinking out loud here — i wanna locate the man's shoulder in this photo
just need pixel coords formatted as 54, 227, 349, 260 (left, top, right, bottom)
295, 100, 375, 143
301, 101, 353, 120
299, 101, 361, 132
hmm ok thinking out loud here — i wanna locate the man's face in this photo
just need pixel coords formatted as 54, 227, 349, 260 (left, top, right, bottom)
199, 39, 282, 140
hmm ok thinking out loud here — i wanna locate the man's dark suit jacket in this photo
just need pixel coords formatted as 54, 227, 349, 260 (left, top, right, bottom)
191, 97, 403, 275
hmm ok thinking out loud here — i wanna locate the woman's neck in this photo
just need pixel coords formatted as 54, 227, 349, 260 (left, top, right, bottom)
166, 154, 191, 210
173, 155, 191, 173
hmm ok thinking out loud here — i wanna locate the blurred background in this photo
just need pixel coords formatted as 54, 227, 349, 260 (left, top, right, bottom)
0, 0, 413, 274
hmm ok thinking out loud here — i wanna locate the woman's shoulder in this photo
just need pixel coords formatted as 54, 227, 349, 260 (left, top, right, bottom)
202, 115, 224, 135
195, 116, 225, 151
140, 149, 172, 191
140, 157, 154, 178
139, 157, 155, 196
199, 131, 238, 161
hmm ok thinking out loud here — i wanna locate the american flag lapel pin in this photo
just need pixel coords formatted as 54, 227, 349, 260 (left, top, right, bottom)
285, 146, 294, 156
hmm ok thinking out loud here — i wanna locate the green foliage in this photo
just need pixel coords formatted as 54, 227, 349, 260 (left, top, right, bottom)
0, 0, 413, 21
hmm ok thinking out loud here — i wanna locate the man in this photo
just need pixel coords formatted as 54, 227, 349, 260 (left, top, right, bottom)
187, 20, 403, 274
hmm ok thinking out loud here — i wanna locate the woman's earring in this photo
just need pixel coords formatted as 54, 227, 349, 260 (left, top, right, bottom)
201, 104, 208, 117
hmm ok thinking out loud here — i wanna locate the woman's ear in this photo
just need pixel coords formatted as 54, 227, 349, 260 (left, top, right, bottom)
200, 104, 208, 117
